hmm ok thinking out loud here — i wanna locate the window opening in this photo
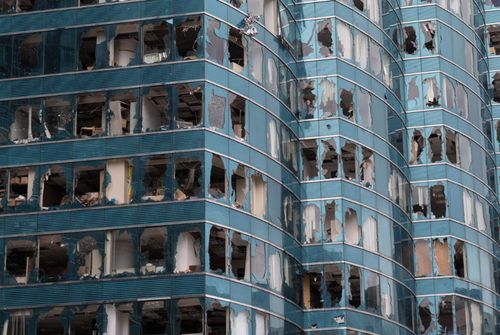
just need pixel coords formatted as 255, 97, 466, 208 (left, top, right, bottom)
174, 231, 201, 273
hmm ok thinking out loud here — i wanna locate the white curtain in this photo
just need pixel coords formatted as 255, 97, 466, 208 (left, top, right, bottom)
269, 253, 282, 291
345, 209, 360, 245
230, 310, 249, 335
303, 204, 320, 243
475, 199, 486, 232
355, 32, 369, 70
362, 216, 377, 252
174, 232, 200, 273
337, 21, 353, 59
463, 190, 473, 226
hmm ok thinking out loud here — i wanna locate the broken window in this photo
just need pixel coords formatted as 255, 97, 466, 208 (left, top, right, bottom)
324, 201, 341, 242
9, 104, 41, 143
488, 25, 500, 55
433, 238, 451, 276
229, 28, 245, 72
70, 305, 100, 335
251, 239, 266, 282
303, 204, 320, 244
230, 94, 246, 139
176, 84, 202, 129
140, 227, 166, 274
430, 184, 446, 218
141, 301, 170, 335
403, 26, 417, 54
341, 142, 357, 180
345, 208, 360, 245
76, 94, 105, 137
303, 268, 323, 309
9, 167, 35, 207
74, 166, 104, 206
208, 90, 225, 129
230, 232, 249, 280
40, 165, 68, 208
5, 239, 36, 284
410, 129, 424, 164
175, 16, 202, 59
206, 300, 227, 335
206, 19, 225, 65
76, 236, 102, 279
209, 226, 226, 274
319, 78, 336, 117
37, 307, 64, 335
337, 21, 353, 59
339, 89, 354, 120
142, 155, 167, 202
263, 0, 278, 35
418, 298, 434, 334
38, 235, 69, 282
325, 264, 342, 307
301, 140, 319, 180
493, 72, 500, 103
445, 128, 457, 164
142, 86, 170, 132
423, 77, 440, 107
175, 299, 203, 334
44, 97, 73, 140
321, 140, 338, 179
105, 304, 132, 334
428, 127, 442, 162
79, 27, 106, 71
16, 33, 42, 76
437, 296, 453, 334
355, 31, 369, 70
143, 21, 170, 64
360, 147, 374, 187
317, 19, 333, 57
453, 240, 465, 278
174, 157, 202, 200
255, 311, 268, 335
422, 22, 436, 53
231, 164, 247, 208
412, 186, 429, 218
104, 230, 135, 275
364, 270, 380, 313
348, 266, 361, 308
105, 159, 132, 205
109, 92, 136, 136
251, 174, 266, 218
362, 216, 377, 252
174, 231, 201, 273
230, 309, 249, 335
300, 80, 316, 119
209, 155, 226, 199
415, 239, 432, 277
109, 24, 139, 67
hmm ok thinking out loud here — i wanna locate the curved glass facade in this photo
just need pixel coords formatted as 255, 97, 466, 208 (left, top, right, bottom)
0, 0, 497, 334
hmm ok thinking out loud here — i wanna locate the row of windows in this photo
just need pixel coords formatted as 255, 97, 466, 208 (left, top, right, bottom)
2, 297, 301, 334
0, 0, 134, 15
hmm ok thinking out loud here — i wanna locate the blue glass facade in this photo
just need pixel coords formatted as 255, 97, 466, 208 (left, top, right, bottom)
0, 0, 496, 334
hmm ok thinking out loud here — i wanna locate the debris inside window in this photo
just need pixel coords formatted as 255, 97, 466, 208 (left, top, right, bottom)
303, 204, 320, 244
176, 84, 202, 129
37, 307, 64, 335
229, 27, 245, 72
38, 235, 69, 282
453, 240, 465, 278
412, 186, 429, 218
410, 130, 425, 164
403, 26, 417, 54
142, 155, 167, 202
317, 19, 333, 57
175, 299, 203, 334
303, 268, 323, 309
141, 301, 170, 334
445, 128, 457, 164
174, 157, 202, 200
321, 140, 339, 179
70, 305, 100, 335
428, 127, 442, 162
339, 89, 354, 120
174, 231, 201, 273
302, 140, 319, 180
206, 300, 227, 334
360, 147, 374, 187
76, 236, 102, 279
437, 296, 453, 334
209, 155, 226, 199
105, 231, 135, 275
433, 238, 451, 275
44, 97, 73, 139
143, 22, 170, 64
142, 86, 170, 132
415, 239, 431, 276
341, 142, 357, 180
209, 226, 226, 274
325, 264, 342, 307
345, 208, 360, 245
74, 166, 104, 207
9, 167, 35, 207
423, 77, 440, 106
76, 94, 105, 137
175, 16, 202, 59
109, 92, 136, 136
41, 165, 68, 208
140, 227, 166, 274
231, 232, 249, 280
79, 28, 105, 70
230, 94, 246, 139
422, 22, 436, 52
251, 174, 266, 218
348, 266, 361, 308
5, 239, 36, 284
9, 104, 40, 143
231, 164, 247, 208
324, 201, 341, 242
418, 298, 434, 334
430, 184, 446, 218
109, 24, 139, 67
